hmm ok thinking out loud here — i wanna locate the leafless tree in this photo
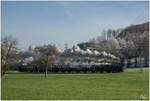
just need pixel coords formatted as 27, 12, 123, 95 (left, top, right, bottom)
105, 37, 136, 68
35, 44, 60, 78
134, 31, 149, 71
1, 36, 18, 78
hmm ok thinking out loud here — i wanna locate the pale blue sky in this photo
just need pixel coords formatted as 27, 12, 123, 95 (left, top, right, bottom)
2, 1, 149, 50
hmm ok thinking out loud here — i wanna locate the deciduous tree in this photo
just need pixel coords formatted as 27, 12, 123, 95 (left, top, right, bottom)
35, 44, 60, 78
1, 36, 18, 78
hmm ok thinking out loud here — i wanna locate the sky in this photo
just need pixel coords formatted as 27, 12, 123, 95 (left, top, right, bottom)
1, 1, 149, 50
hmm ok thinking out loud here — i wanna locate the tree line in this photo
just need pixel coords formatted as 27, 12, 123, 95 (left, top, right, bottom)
78, 22, 149, 70
1, 22, 149, 78
1, 37, 60, 78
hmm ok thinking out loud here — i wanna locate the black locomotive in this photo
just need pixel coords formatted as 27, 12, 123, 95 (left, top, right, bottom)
18, 62, 123, 73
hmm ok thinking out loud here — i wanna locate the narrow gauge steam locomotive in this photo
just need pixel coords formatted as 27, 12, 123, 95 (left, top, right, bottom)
18, 62, 123, 73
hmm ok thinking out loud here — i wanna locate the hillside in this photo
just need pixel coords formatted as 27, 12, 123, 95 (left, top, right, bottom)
118, 22, 149, 38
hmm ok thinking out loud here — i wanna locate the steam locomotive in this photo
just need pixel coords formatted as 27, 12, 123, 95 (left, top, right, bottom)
18, 62, 123, 73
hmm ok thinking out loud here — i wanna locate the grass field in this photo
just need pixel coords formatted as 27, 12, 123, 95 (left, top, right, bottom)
1, 68, 149, 100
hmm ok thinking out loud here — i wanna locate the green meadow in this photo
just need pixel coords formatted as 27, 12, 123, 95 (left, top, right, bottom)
1, 68, 149, 100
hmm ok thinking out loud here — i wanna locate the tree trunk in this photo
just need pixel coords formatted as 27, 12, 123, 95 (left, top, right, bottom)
120, 58, 124, 72
45, 55, 49, 78
127, 59, 131, 68
146, 57, 149, 67
134, 58, 137, 68
1, 71, 4, 79
144, 56, 148, 67
50, 63, 52, 72
144, 57, 146, 67
45, 66, 47, 78
1, 64, 7, 79
140, 57, 143, 72
1, 71, 6, 79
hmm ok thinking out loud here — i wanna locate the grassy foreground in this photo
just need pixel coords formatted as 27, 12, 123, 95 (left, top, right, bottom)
1, 68, 149, 100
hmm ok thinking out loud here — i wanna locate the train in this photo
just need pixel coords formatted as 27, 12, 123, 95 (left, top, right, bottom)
18, 62, 123, 73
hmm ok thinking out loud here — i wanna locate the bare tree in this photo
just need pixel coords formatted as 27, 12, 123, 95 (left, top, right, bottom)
125, 31, 149, 71
1, 36, 18, 78
105, 37, 136, 68
35, 44, 60, 78
135, 31, 149, 71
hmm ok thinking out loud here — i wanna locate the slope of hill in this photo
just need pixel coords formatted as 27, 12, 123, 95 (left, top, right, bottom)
118, 22, 149, 38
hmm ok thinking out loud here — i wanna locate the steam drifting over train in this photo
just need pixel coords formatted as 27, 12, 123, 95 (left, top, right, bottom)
18, 44, 123, 73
